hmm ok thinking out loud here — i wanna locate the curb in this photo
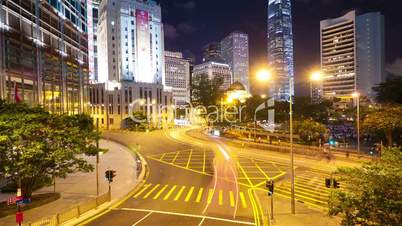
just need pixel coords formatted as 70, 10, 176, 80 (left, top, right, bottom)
63, 138, 150, 226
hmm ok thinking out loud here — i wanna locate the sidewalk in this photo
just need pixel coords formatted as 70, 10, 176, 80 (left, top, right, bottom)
255, 190, 341, 226
0, 139, 138, 226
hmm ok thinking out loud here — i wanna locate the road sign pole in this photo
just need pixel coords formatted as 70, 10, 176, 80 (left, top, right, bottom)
96, 119, 99, 197
270, 193, 274, 220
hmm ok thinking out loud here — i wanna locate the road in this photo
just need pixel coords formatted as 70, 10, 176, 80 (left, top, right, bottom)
83, 127, 358, 226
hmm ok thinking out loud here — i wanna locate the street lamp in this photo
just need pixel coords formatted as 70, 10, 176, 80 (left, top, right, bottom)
309, 70, 323, 102
288, 77, 295, 214
256, 69, 273, 82
255, 70, 296, 214
352, 92, 360, 155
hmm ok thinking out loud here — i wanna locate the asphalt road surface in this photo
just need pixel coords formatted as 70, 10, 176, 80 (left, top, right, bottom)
83, 127, 357, 226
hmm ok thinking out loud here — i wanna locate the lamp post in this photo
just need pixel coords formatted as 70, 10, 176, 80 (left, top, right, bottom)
352, 92, 360, 155
256, 68, 296, 214
96, 119, 99, 196
288, 77, 295, 214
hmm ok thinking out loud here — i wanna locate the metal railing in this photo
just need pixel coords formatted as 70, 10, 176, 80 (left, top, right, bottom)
24, 191, 111, 226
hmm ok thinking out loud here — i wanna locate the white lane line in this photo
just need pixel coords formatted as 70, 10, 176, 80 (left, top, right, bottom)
131, 211, 152, 226
118, 208, 254, 225
198, 217, 206, 226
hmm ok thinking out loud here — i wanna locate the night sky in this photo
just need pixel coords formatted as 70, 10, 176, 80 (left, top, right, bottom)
159, 0, 402, 95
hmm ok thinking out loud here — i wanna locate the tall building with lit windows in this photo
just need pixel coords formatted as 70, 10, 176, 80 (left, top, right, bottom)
267, 0, 294, 100
97, 0, 164, 87
221, 32, 250, 93
90, 0, 173, 129
164, 51, 191, 105
320, 11, 385, 106
0, 0, 89, 114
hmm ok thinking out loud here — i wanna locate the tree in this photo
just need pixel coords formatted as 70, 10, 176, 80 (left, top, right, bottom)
123, 111, 148, 131
0, 101, 101, 197
373, 75, 402, 104
294, 119, 328, 145
329, 147, 402, 226
191, 74, 224, 108
293, 97, 334, 123
362, 105, 402, 145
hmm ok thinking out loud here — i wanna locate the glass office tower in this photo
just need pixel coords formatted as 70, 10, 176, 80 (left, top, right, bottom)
267, 0, 294, 100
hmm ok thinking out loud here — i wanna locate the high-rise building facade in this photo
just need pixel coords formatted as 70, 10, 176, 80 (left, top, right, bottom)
202, 42, 223, 63
320, 11, 385, 105
97, 0, 164, 87
221, 32, 250, 92
267, 0, 294, 100
91, 0, 173, 129
164, 51, 191, 105
88, 0, 101, 82
193, 61, 232, 91
356, 12, 385, 98
0, 0, 89, 114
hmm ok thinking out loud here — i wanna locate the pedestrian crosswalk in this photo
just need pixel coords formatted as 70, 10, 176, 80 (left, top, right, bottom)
132, 183, 251, 209
266, 172, 331, 208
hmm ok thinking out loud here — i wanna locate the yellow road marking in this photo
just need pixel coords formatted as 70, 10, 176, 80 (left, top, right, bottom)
186, 150, 193, 168
237, 162, 253, 186
174, 186, 186, 201
172, 151, 180, 164
202, 150, 206, 173
207, 188, 214, 204
196, 188, 204, 203
133, 184, 152, 198
239, 192, 247, 208
185, 186, 195, 202
147, 156, 214, 177
153, 185, 168, 200
163, 185, 177, 200
247, 189, 259, 225
254, 161, 271, 180
143, 184, 160, 199
218, 190, 223, 206
229, 191, 235, 207
160, 153, 166, 161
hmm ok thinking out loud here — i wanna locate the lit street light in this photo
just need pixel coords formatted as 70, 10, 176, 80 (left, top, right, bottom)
255, 69, 296, 214
309, 70, 323, 102
256, 69, 272, 82
352, 92, 360, 155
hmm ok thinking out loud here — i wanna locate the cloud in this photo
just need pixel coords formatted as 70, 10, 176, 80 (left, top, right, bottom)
164, 24, 178, 40
174, 0, 196, 9
177, 22, 197, 34
386, 58, 402, 76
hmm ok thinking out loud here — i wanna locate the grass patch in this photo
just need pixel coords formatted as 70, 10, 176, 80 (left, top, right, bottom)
0, 193, 60, 218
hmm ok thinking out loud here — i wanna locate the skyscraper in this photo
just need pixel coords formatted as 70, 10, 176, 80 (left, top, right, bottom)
97, 0, 165, 86
221, 32, 250, 92
320, 11, 385, 106
164, 51, 191, 105
0, 0, 89, 114
202, 42, 223, 63
193, 62, 232, 91
88, 0, 101, 83
267, 0, 295, 100
90, 0, 172, 129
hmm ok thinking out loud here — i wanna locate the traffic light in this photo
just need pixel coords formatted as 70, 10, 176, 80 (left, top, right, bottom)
325, 178, 331, 188
325, 178, 340, 188
105, 170, 116, 182
266, 180, 274, 196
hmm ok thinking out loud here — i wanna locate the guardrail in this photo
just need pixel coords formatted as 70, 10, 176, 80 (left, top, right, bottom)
24, 191, 111, 226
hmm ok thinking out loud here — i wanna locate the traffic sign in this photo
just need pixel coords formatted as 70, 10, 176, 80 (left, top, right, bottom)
16, 198, 31, 205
